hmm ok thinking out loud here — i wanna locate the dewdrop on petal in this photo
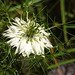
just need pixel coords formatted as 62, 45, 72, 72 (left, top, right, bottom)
3, 15, 53, 57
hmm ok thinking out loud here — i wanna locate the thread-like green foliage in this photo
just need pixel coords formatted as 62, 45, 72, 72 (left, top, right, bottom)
0, 0, 75, 75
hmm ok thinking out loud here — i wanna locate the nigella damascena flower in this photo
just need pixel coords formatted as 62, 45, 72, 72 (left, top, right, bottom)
3, 17, 53, 57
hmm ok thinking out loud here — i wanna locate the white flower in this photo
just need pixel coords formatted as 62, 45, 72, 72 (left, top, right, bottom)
3, 17, 53, 57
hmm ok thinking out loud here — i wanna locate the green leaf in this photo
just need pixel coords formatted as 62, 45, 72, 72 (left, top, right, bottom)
8, 5, 21, 12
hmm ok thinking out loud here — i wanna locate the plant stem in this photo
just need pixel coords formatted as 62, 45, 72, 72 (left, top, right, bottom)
60, 0, 68, 44
48, 37, 61, 75
51, 49, 61, 75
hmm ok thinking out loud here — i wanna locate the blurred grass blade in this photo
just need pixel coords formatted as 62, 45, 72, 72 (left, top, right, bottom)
8, 5, 21, 12
48, 59, 75, 69
60, 0, 68, 43
66, 25, 75, 28
28, 0, 41, 6
54, 48, 75, 57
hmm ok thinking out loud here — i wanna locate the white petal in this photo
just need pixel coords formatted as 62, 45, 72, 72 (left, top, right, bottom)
24, 41, 33, 57
32, 40, 42, 55
22, 52, 26, 57
14, 17, 21, 26
19, 39, 27, 53
7, 38, 20, 47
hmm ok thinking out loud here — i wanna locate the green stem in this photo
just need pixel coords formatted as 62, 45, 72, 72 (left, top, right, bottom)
48, 59, 75, 69
54, 48, 75, 57
60, 0, 68, 44
6, 13, 12, 25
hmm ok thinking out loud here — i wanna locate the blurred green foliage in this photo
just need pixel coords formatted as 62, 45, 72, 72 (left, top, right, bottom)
0, 0, 75, 75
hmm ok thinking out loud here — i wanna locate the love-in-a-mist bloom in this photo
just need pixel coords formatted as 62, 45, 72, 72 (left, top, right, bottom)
3, 17, 53, 57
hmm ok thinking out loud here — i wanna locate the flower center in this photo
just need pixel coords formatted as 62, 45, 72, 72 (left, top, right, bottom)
25, 21, 39, 38
21, 20, 39, 39
26, 34, 33, 38
26, 26, 35, 38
